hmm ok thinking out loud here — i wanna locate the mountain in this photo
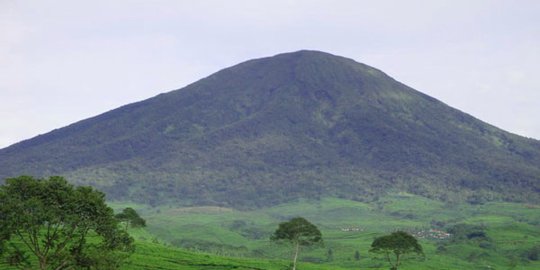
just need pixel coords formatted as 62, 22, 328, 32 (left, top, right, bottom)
1, 50, 539, 207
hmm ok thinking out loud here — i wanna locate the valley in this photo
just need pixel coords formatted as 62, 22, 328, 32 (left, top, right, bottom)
112, 194, 540, 269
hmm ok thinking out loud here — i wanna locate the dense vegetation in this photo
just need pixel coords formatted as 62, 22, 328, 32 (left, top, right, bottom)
0, 176, 134, 269
0, 50, 539, 207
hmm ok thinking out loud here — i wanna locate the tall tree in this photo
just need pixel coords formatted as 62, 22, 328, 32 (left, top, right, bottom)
270, 217, 322, 270
370, 231, 423, 270
0, 176, 134, 269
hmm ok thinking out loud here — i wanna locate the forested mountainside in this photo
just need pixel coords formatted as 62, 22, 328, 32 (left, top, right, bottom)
1, 50, 539, 207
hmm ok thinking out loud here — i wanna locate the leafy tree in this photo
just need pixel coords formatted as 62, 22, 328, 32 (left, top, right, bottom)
0, 176, 134, 269
115, 207, 146, 229
370, 231, 423, 270
270, 217, 322, 270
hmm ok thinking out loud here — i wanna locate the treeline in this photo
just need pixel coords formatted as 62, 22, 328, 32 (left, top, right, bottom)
92, 166, 536, 209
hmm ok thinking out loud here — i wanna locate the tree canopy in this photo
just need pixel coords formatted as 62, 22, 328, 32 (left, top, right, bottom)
116, 207, 146, 229
270, 217, 322, 270
0, 176, 134, 269
370, 231, 423, 270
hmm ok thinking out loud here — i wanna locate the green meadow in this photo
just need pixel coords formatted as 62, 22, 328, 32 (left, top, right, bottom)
110, 193, 540, 269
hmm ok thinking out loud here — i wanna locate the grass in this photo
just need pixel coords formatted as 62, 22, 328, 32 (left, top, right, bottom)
108, 194, 540, 269
123, 239, 349, 270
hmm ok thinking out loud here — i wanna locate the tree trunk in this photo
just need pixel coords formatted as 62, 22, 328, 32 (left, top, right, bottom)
385, 251, 395, 270
292, 241, 300, 270
395, 253, 401, 270
39, 257, 47, 270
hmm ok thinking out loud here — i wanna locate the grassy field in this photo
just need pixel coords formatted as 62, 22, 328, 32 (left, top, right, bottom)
123, 234, 347, 270
109, 194, 540, 269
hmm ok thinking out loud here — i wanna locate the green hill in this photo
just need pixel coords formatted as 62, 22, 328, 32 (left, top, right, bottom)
1, 50, 539, 207
123, 240, 343, 270
105, 194, 540, 270
109, 195, 540, 270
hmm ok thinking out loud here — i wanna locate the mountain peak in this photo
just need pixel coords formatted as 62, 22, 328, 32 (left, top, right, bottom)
273, 49, 348, 60
248, 49, 367, 70
204, 50, 389, 101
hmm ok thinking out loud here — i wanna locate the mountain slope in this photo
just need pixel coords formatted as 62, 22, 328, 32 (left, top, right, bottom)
1, 50, 539, 207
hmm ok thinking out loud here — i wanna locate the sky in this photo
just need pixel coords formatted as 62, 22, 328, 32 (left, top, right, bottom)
1, 0, 539, 148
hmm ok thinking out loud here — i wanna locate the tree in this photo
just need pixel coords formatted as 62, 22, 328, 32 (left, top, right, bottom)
0, 176, 134, 269
115, 207, 146, 229
369, 231, 423, 270
270, 217, 322, 270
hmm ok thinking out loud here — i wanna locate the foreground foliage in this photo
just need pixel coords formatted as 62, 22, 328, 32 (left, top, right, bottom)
0, 176, 134, 269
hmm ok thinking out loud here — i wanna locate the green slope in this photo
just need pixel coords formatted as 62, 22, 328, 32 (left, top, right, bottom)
1, 50, 539, 207
123, 239, 345, 270
111, 195, 540, 270
0, 227, 343, 270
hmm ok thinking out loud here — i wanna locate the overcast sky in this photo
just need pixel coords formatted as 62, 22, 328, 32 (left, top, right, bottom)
1, 0, 539, 148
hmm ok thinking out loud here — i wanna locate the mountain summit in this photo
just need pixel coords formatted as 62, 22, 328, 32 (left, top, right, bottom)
1, 50, 539, 207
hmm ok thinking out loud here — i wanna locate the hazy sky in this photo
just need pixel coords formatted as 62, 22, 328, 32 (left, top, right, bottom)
1, 0, 539, 148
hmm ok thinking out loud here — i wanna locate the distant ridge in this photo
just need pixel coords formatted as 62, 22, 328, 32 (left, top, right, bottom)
1, 50, 539, 207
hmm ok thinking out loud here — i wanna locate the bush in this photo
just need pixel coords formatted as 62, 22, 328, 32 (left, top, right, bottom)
524, 245, 540, 261
447, 224, 488, 242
